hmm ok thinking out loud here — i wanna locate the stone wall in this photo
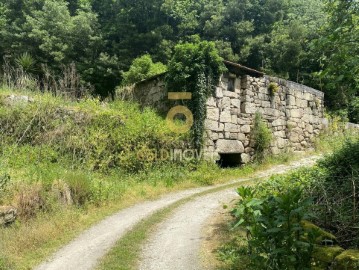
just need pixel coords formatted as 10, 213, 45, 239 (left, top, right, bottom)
132, 74, 168, 114
204, 73, 324, 163
132, 71, 325, 164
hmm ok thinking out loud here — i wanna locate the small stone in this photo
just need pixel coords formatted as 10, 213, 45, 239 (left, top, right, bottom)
241, 153, 251, 164
238, 133, 246, 141
272, 119, 286, 127
277, 138, 287, 149
0, 206, 17, 226
223, 90, 238, 98
271, 147, 280, 155
241, 125, 251, 134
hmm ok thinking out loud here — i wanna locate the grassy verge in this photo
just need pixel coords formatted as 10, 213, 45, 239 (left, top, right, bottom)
0, 155, 294, 270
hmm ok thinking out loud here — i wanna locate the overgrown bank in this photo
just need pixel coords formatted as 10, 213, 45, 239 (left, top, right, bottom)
217, 138, 359, 270
0, 89, 295, 269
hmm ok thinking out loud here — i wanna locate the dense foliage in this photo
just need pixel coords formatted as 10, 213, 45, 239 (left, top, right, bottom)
0, 92, 182, 173
228, 168, 319, 270
166, 39, 225, 149
222, 139, 359, 269
0, 0, 357, 119
313, 139, 359, 248
252, 112, 272, 161
121, 55, 167, 85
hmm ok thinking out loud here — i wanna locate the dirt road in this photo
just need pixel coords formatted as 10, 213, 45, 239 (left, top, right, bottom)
35, 155, 320, 270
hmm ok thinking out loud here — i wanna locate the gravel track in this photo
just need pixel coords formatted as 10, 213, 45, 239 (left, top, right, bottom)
35, 155, 320, 270
138, 155, 320, 270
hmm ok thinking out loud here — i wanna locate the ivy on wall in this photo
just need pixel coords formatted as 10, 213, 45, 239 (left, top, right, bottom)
166, 38, 226, 150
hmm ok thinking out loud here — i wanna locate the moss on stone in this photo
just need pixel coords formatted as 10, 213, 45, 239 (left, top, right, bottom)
313, 246, 344, 263
301, 220, 337, 244
334, 249, 359, 270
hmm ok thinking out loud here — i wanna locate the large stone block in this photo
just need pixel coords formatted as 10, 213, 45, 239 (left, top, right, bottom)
287, 95, 296, 106
306, 124, 314, 133
304, 92, 313, 101
289, 132, 300, 143
221, 97, 231, 109
296, 98, 306, 107
241, 102, 256, 114
241, 75, 250, 88
225, 123, 240, 132
241, 125, 251, 134
300, 113, 309, 123
220, 110, 232, 123
272, 119, 286, 127
261, 101, 271, 108
216, 139, 244, 153
230, 108, 239, 115
290, 109, 303, 118
207, 108, 220, 121
223, 90, 238, 98
209, 131, 219, 141
258, 87, 267, 94
205, 119, 219, 131
263, 108, 277, 116
274, 131, 286, 138
276, 138, 287, 149
231, 99, 241, 108
243, 89, 254, 96
235, 78, 241, 90
271, 147, 280, 155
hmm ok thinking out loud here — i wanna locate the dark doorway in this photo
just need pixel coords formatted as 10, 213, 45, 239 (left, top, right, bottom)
217, 153, 242, 168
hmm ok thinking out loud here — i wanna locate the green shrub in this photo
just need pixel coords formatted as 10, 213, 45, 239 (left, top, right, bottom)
122, 54, 167, 85
64, 172, 93, 206
0, 93, 182, 173
231, 186, 316, 270
252, 112, 272, 161
15, 53, 36, 73
166, 38, 226, 150
268, 82, 279, 96
312, 139, 359, 248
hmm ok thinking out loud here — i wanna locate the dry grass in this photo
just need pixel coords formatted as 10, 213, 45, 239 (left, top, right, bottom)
15, 183, 45, 220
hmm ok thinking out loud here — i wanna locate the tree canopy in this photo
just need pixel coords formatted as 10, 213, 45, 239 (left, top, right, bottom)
0, 0, 357, 120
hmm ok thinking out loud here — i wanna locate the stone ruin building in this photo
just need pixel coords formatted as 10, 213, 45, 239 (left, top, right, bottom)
130, 60, 325, 166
